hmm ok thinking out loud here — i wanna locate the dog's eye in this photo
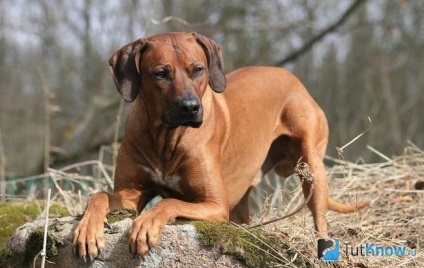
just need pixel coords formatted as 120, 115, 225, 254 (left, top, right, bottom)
193, 67, 204, 76
154, 71, 167, 80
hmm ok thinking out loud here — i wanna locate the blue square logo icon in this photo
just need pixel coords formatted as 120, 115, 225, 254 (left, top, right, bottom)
318, 238, 340, 261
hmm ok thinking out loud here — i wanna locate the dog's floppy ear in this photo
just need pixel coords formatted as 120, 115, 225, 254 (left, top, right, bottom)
192, 33, 226, 93
109, 39, 150, 102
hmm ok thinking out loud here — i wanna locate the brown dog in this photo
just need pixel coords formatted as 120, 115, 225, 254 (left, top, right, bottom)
73, 32, 367, 261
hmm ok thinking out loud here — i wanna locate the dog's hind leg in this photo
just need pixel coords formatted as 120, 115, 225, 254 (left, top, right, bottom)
298, 142, 330, 237
269, 135, 330, 236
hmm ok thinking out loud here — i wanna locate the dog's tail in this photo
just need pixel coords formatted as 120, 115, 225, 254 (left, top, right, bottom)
327, 197, 368, 213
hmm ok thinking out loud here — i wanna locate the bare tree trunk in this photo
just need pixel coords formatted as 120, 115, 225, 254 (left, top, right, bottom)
0, 127, 6, 202
0, 1, 5, 201
38, 67, 52, 198
377, 59, 402, 146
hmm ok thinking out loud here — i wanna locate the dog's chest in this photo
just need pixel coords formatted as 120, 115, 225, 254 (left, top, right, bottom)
142, 167, 183, 194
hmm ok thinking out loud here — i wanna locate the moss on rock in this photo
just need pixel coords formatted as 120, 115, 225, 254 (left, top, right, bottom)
0, 201, 69, 266
193, 221, 312, 268
106, 208, 137, 223
25, 227, 61, 264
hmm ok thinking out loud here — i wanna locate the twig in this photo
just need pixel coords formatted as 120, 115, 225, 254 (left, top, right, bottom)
57, 160, 113, 188
150, 15, 207, 27
385, 189, 424, 194
336, 116, 372, 155
335, 117, 371, 185
33, 251, 41, 268
395, 252, 424, 268
249, 163, 315, 229
8, 173, 50, 184
367, 145, 392, 162
49, 171, 71, 211
41, 188, 51, 268
231, 222, 289, 264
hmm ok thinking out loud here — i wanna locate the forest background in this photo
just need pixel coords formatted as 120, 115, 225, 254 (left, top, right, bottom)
0, 0, 422, 195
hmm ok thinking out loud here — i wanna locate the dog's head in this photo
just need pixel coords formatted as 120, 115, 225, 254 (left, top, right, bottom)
109, 32, 226, 129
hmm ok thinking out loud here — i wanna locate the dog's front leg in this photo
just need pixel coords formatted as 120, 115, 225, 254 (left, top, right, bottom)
128, 164, 229, 257
128, 198, 229, 256
72, 189, 146, 262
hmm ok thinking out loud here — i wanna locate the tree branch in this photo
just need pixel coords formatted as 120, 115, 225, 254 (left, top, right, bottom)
275, 0, 367, 66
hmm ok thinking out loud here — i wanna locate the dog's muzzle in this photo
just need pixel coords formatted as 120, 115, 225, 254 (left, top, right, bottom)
162, 97, 203, 128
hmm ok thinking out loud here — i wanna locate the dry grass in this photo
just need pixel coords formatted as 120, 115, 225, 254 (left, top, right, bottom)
250, 141, 423, 267
3, 142, 423, 267
1, 145, 115, 215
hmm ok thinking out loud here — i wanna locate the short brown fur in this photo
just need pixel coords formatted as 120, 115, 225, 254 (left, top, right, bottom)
73, 32, 367, 260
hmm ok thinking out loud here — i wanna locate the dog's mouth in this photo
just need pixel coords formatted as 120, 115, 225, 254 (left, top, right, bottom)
162, 118, 203, 129
162, 110, 203, 129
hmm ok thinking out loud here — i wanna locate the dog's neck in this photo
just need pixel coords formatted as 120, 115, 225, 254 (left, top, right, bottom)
130, 88, 217, 176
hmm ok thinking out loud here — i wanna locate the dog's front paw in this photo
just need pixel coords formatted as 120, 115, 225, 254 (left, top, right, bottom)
72, 215, 106, 262
128, 208, 169, 257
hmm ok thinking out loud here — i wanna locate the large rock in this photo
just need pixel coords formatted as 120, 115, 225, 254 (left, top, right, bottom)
3, 216, 245, 268
3, 211, 311, 267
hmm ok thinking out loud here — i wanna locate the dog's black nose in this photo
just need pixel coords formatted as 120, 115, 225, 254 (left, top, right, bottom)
178, 98, 201, 117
